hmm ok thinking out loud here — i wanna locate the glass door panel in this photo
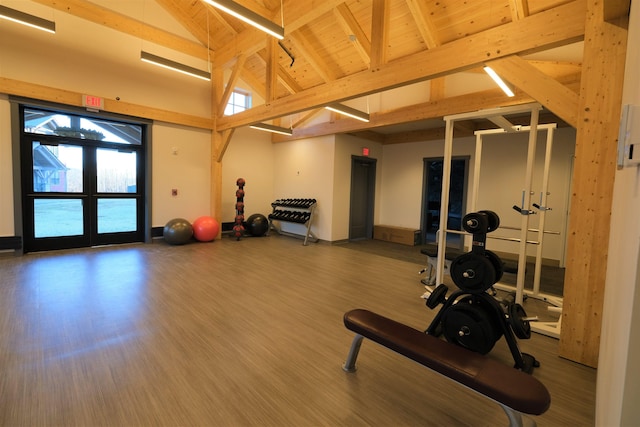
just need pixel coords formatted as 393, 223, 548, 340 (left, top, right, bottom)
30, 141, 86, 242
97, 199, 137, 233
34, 199, 84, 237
32, 142, 83, 193
96, 148, 137, 193
95, 148, 139, 237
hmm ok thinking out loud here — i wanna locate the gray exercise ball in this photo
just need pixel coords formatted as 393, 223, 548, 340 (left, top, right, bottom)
163, 218, 193, 245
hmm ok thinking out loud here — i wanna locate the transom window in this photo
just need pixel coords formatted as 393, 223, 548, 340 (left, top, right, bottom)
24, 107, 142, 145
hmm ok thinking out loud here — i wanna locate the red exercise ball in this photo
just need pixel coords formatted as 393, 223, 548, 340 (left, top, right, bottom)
192, 216, 220, 242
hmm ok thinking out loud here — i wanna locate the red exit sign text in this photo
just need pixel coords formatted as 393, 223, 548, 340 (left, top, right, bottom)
82, 95, 104, 110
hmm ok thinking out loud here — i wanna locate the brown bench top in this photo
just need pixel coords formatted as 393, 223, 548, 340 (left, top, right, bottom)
344, 309, 550, 416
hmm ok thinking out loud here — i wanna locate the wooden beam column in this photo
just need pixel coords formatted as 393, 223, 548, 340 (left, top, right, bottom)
559, 0, 628, 367
211, 68, 224, 225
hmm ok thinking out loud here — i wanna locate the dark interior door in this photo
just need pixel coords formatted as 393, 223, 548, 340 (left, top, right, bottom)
421, 157, 468, 246
349, 156, 376, 240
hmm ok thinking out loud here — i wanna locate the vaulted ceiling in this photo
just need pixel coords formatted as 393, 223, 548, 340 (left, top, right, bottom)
27, 0, 596, 142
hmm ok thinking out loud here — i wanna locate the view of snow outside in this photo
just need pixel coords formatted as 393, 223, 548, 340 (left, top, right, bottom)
33, 116, 138, 238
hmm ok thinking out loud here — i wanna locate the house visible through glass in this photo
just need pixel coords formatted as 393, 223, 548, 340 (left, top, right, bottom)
24, 108, 142, 237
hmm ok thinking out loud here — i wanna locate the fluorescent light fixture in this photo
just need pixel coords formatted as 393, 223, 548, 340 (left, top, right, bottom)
0, 5, 55, 34
250, 123, 293, 136
140, 51, 211, 81
201, 0, 284, 40
325, 103, 370, 123
484, 66, 515, 97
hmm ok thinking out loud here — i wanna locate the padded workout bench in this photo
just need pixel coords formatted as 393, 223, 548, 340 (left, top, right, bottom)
342, 309, 550, 427
420, 243, 519, 286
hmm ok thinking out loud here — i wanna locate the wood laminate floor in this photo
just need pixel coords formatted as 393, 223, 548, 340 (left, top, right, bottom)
0, 235, 595, 426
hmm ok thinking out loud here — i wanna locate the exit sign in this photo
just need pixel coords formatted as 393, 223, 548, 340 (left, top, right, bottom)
82, 94, 104, 110
362, 147, 370, 156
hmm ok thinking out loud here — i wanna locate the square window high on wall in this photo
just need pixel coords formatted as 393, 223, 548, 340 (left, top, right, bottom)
225, 89, 252, 115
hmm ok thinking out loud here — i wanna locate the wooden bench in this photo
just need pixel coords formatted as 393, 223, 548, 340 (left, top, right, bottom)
342, 309, 550, 427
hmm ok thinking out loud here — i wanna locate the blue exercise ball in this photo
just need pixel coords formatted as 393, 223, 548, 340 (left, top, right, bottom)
246, 213, 269, 237
163, 218, 193, 245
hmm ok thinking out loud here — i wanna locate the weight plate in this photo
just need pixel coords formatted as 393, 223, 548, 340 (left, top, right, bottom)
484, 250, 504, 284
426, 284, 449, 309
508, 303, 531, 339
462, 212, 489, 234
441, 299, 498, 354
450, 252, 496, 292
478, 210, 500, 232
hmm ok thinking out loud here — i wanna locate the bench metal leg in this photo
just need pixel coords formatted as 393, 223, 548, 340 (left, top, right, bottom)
501, 404, 536, 427
342, 334, 364, 373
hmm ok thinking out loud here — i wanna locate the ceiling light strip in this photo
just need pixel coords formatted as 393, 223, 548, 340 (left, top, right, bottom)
483, 66, 515, 97
0, 5, 55, 34
325, 103, 370, 123
250, 123, 293, 136
202, 0, 284, 40
140, 51, 211, 81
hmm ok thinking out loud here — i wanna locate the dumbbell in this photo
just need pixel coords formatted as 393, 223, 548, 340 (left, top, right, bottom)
423, 284, 449, 309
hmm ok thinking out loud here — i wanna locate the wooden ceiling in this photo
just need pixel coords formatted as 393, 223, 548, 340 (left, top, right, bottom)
29, 0, 594, 141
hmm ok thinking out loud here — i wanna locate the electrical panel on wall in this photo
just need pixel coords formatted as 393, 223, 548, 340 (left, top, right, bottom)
618, 104, 640, 169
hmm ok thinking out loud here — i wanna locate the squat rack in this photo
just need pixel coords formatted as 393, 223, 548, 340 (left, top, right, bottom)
435, 102, 562, 338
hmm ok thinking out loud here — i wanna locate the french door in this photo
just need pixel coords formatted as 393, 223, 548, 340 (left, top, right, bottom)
20, 106, 146, 253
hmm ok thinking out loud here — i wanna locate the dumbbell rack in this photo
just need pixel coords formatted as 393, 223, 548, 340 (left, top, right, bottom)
268, 199, 318, 245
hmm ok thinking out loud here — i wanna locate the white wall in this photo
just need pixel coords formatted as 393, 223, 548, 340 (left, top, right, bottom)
379, 128, 575, 261
475, 128, 575, 261
0, 6, 214, 236
333, 134, 384, 241
151, 123, 211, 227
221, 126, 275, 222
0, 95, 13, 237
0, 5, 211, 118
378, 138, 472, 228
272, 135, 335, 241
597, 1, 640, 425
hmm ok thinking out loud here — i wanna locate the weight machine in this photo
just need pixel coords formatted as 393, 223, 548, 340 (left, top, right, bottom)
424, 210, 540, 373
434, 103, 563, 338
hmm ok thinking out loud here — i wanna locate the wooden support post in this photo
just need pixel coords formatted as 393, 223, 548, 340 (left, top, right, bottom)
559, 0, 628, 367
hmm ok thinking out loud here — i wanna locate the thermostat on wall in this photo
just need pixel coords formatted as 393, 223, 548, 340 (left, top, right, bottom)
618, 104, 640, 169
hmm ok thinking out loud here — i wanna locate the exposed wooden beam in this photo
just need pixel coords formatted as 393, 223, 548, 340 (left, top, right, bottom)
155, 0, 210, 45
214, 129, 235, 162
216, 1, 586, 131
346, 130, 386, 143
239, 64, 267, 100
508, 0, 530, 21
292, 109, 325, 128
334, 3, 371, 65
383, 127, 452, 144
405, 0, 441, 48
0, 77, 213, 130
453, 120, 479, 134
288, 29, 339, 82
213, 0, 346, 68
271, 87, 536, 142
218, 55, 248, 114
604, 0, 631, 22
30, 0, 210, 61
257, 49, 304, 94
265, 38, 278, 104
486, 55, 579, 127
430, 78, 446, 101
370, 0, 390, 70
